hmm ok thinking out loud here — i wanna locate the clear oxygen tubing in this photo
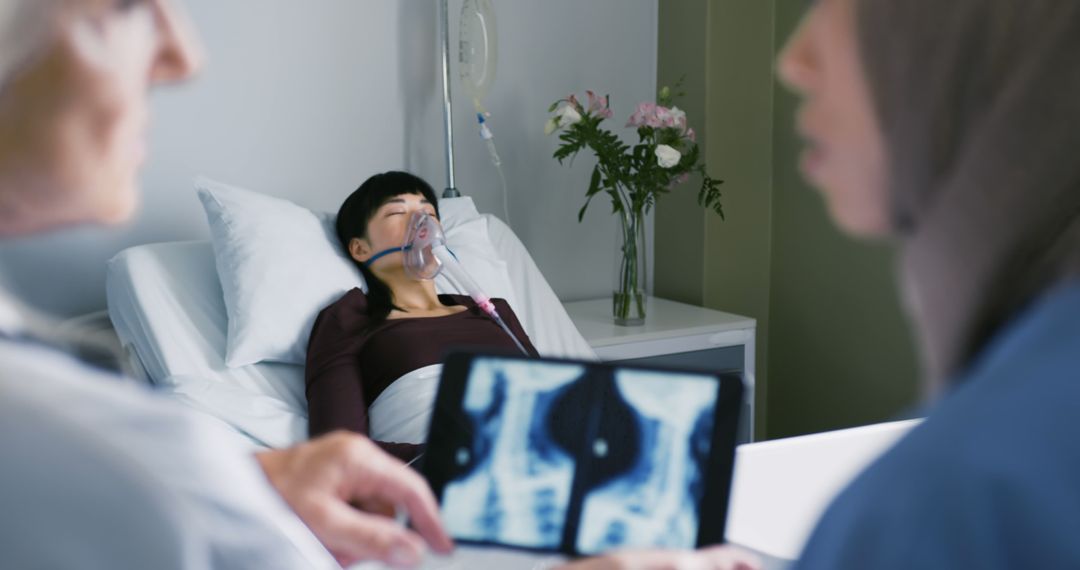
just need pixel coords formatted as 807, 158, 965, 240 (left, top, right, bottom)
431, 243, 528, 355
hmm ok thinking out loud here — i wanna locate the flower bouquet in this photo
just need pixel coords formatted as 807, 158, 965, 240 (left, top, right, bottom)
547, 85, 723, 325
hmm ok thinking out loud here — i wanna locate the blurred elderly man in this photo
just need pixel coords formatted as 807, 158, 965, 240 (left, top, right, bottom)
0, 2, 451, 567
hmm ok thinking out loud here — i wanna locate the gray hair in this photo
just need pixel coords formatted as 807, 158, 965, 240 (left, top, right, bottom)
0, 1, 59, 92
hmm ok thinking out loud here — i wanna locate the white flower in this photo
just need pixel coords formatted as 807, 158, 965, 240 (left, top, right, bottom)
544, 117, 559, 135
546, 104, 583, 135
557, 104, 583, 128
669, 106, 688, 132
655, 144, 681, 169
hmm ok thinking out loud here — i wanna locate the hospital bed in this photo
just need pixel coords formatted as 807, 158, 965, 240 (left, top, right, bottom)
106, 190, 595, 452
103, 185, 602, 569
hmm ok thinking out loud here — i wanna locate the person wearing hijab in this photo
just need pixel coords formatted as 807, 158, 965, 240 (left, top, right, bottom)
568, 0, 1080, 567
777, 0, 1080, 567
0, 2, 452, 568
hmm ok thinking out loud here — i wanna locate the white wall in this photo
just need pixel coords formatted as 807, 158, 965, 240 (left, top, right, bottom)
0, 0, 658, 318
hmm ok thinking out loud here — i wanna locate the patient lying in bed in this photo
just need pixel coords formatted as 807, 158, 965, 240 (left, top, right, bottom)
304, 172, 538, 462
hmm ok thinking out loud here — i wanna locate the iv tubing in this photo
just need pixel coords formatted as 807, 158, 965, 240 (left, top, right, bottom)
474, 101, 511, 225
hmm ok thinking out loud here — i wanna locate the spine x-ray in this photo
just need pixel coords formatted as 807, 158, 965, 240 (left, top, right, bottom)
424, 353, 742, 557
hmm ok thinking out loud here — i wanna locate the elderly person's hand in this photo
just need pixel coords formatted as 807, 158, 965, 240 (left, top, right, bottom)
555, 545, 761, 570
256, 431, 454, 568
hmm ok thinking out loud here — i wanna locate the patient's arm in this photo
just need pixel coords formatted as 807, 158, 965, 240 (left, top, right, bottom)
305, 309, 423, 462
306, 361, 423, 462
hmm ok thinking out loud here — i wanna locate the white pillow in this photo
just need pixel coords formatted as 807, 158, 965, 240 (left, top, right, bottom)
197, 177, 518, 368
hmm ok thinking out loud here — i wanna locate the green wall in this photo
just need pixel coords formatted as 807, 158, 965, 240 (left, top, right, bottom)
655, 0, 710, 306
656, 0, 920, 439
656, 0, 776, 437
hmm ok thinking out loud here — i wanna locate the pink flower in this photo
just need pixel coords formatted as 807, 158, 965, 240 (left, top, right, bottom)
567, 94, 583, 113
586, 90, 602, 113
625, 101, 693, 132
656, 106, 675, 128
653, 105, 689, 131
586, 90, 614, 119
627, 101, 658, 128
686, 127, 697, 142
644, 108, 664, 128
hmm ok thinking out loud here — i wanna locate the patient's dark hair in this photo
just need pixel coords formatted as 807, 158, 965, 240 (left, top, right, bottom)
336, 171, 440, 324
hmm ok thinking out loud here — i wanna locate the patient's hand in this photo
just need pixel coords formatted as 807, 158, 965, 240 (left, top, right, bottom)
555, 545, 761, 570
256, 431, 454, 568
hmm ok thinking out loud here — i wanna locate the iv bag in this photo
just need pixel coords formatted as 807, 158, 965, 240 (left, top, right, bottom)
458, 0, 497, 105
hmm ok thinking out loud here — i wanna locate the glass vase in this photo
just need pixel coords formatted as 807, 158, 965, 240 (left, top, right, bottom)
613, 210, 647, 326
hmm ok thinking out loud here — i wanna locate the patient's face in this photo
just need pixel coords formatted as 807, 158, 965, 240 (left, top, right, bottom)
0, 0, 201, 235
777, 0, 890, 237
351, 193, 438, 267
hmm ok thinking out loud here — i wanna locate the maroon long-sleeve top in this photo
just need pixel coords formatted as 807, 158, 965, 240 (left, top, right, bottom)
304, 288, 538, 461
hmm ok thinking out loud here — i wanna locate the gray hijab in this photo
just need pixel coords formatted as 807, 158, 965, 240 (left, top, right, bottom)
856, 0, 1080, 389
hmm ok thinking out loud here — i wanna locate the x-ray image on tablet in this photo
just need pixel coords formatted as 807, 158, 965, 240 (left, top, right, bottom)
422, 353, 744, 558
575, 368, 719, 553
439, 358, 585, 549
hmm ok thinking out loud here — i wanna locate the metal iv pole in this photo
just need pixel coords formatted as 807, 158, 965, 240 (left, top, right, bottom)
440, 0, 460, 198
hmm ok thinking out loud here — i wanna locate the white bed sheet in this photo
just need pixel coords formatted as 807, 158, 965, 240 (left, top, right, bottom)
106, 218, 595, 451
107, 241, 310, 450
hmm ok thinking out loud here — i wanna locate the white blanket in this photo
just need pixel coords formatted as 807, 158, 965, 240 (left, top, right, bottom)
367, 364, 443, 445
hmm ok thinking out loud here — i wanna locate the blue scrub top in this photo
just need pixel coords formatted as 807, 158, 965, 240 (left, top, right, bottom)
795, 282, 1080, 569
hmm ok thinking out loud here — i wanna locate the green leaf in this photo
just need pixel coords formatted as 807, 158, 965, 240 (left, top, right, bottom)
697, 174, 726, 220
587, 165, 603, 198
578, 195, 595, 222
610, 196, 624, 215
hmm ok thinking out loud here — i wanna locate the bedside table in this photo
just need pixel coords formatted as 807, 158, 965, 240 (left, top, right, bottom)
563, 296, 757, 442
